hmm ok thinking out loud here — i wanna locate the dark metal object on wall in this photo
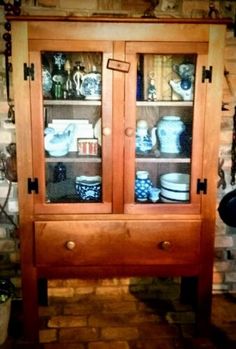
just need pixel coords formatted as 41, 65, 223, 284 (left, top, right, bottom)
218, 107, 236, 227
231, 106, 236, 186
0, 1, 21, 102
218, 189, 236, 227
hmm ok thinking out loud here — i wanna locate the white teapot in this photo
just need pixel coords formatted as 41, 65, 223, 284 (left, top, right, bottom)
44, 123, 75, 157
136, 120, 157, 153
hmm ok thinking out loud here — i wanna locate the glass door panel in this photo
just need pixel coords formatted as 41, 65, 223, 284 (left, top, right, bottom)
124, 42, 207, 214
30, 41, 113, 214
42, 51, 103, 204
135, 54, 195, 204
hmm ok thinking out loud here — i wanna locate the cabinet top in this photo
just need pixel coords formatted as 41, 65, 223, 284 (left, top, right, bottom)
7, 15, 232, 25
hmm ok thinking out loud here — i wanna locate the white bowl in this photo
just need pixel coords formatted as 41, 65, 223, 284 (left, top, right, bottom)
160, 173, 190, 190
160, 188, 189, 201
160, 173, 190, 202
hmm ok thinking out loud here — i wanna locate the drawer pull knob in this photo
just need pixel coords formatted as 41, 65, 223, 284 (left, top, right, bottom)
159, 241, 171, 251
65, 241, 76, 250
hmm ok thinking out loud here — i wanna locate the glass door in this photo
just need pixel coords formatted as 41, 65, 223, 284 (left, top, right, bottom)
29, 41, 113, 214
124, 42, 208, 214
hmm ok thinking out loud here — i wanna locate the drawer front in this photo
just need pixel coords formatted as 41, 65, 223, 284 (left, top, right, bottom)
34, 220, 201, 266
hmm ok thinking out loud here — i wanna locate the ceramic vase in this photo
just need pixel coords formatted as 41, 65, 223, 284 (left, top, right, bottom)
135, 170, 153, 202
157, 116, 185, 154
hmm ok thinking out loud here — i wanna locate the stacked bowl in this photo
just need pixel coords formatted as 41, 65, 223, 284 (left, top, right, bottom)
160, 173, 190, 203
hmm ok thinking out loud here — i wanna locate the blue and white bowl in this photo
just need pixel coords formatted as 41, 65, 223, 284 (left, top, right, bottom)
160, 173, 190, 203
75, 175, 102, 201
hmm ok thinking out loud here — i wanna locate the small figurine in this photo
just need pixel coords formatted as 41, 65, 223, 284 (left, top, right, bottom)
143, 0, 159, 18
73, 62, 85, 97
147, 73, 157, 101
208, 1, 219, 19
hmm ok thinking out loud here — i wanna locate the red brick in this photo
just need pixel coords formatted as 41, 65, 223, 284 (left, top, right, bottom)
59, 327, 98, 342
88, 342, 129, 349
101, 327, 139, 340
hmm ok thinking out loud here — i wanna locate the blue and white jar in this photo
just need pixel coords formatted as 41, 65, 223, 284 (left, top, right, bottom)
157, 116, 185, 154
135, 171, 153, 202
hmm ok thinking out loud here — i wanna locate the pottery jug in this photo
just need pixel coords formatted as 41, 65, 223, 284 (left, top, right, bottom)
44, 123, 75, 157
169, 62, 195, 101
169, 79, 193, 101
136, 120, 156, 153
156, 116, 185, 154
135, 170, 153, 202
79, 65, 102, 100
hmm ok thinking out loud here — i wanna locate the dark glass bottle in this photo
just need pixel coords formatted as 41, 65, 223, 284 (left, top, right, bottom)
136, 58, 143, 101
53, 162, 66, 183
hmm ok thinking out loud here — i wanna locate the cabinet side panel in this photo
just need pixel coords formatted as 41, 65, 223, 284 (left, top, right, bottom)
11, 22, 33, 218
11, 21, 38, 340
198, 25, 226, 332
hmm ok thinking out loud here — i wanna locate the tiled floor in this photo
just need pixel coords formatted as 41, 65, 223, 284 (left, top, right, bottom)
1, 293, 236, 349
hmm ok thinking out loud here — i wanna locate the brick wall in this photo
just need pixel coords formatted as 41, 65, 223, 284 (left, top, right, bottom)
214, 29, 236, 293
0, 0, 236, 304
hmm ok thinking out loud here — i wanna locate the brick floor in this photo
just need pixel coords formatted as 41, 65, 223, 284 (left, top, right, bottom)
1, 292, 236, 349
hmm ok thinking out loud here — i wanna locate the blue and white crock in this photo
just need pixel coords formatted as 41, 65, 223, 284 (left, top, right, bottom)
75, 175, 101, 201
135, 171, 153, 202
157, 116, 185, 154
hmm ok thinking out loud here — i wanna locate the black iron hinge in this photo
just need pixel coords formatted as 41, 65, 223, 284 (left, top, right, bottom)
24, 63, 34, 81
197, 178, 207, 195
202, 66, 212, 83
28, 178, 38, 194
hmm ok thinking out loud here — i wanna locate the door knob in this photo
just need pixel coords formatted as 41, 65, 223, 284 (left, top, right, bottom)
125, 128, 134, 137
102, 127, 111, 136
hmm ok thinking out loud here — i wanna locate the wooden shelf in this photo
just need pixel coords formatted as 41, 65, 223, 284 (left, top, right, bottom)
136, 157, 190, 163
136, 101, 193, 107
45, 152, 101, 163
136, 153, 190, 163
44, 100, 101, 106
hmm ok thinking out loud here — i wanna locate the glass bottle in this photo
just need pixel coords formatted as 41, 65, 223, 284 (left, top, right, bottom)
51, 53, 66, 99
63, 59, 74, 99
53, 162, 67, 183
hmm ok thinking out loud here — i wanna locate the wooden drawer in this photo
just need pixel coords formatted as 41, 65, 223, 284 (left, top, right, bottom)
34, 220, 201, 267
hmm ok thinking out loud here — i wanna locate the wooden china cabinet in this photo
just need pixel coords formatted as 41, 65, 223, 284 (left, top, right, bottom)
10, 16, 227, 340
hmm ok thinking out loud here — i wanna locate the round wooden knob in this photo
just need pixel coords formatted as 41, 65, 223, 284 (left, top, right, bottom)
102, 127, 111, 136
65, 241, 76, 250
125, 128, 134, 137
159, 241, 171, 251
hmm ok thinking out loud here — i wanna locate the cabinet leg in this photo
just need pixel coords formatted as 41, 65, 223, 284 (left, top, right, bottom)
21, 268, 39, 341
180, 276, 198, 306
181, 276, 212, 336
38, 278, 48, 306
